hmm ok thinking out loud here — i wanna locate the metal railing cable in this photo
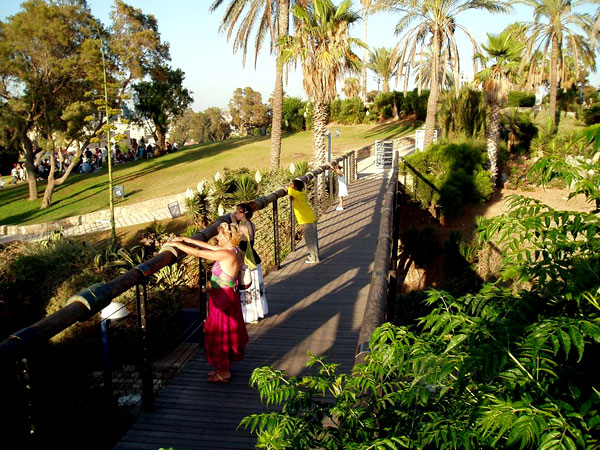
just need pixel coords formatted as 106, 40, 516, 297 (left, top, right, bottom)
0, 149, 358, 446
399, 156, 441, 219
354, 151, 400, 366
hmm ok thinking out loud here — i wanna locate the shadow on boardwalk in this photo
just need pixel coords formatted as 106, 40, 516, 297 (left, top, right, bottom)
114, 171, 388, 450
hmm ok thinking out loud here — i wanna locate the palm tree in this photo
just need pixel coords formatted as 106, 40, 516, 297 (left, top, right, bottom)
359, 0, 380, 101
367, 46, 400, 93
280, 0, 363, 200
342, 77, 361, 98
474, 31, 524, 185
514, 0, 595, 126
209, 0, 307, 170
410, 47, 455, 94
386, 0, 512, 149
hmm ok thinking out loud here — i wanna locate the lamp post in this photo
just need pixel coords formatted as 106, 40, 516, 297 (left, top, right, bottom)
100, 302, 129, 404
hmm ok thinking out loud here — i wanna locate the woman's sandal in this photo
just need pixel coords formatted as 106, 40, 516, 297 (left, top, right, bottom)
207, 372, 231, 383
207, 370, 216, 377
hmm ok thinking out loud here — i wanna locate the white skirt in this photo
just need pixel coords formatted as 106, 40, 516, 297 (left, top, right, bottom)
338, 175, 348, 197
240, 263, 268, 323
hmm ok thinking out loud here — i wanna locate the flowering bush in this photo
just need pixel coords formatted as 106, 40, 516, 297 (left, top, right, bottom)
504, 155, 536, 189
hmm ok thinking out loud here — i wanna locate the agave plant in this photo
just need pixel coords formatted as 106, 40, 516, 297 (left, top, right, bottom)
233, 174, 259, 203
94, 246, 146, 274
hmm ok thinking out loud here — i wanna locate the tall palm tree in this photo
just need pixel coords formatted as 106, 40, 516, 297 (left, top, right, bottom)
360, 0, 380, 102
280, 0, 363, 199
367, 46, 400, 93
210, 0, 307, 170
474, 31, 524, 185
514, 0, 595, 126
386, 0, 512, 149
343, 77, 361, 98
410, 47, 455, 94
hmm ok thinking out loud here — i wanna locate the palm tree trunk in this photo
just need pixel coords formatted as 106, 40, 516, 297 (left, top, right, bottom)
549, 33, 559, 126
270, 0, 289, 171
487, 102, 500, 186
424, 30, 441, 148
361, 8, 369, 102
312, 101, 328, 211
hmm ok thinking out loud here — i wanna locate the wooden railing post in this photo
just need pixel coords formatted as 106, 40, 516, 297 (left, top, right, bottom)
136, 282, 154, 413
272, 200, 281, 270
290, 197, 296, 252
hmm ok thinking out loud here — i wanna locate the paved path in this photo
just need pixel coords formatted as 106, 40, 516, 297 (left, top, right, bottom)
114, 161, 390, 449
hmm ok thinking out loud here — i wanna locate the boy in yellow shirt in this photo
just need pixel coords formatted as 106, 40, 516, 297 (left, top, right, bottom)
288, 179, 320, 263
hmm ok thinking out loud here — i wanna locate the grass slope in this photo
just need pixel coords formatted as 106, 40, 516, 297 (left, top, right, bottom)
0, 122, 412, 226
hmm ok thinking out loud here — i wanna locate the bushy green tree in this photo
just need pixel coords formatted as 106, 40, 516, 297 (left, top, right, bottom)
132, 66, 193, 154
229, 87, 269, 136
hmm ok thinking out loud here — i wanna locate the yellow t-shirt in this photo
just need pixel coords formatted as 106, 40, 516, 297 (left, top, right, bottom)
288, 187, 317, 224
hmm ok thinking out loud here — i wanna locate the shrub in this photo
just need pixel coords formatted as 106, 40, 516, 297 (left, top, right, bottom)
329, 97, 366, 124
282, 97, 306, 132
405, 89, 429, 120
405, 140, 493, 218
506, 90, 536, 107
0, 237, 95, 338
583, 103, 600, 125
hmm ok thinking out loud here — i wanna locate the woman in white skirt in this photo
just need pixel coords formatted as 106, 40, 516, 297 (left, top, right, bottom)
331, 162, 348, 211
231, 202, 268, 323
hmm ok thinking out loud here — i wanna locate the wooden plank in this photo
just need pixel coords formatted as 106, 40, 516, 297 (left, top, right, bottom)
115, 173, 386, 450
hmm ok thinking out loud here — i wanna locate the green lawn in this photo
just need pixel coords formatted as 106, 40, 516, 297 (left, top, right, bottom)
0, 122, 413, 226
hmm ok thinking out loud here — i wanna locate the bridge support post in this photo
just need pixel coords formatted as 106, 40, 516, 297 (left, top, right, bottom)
136, 282, 154, 412
289, 197, 295, 252
272, 200, 281, 270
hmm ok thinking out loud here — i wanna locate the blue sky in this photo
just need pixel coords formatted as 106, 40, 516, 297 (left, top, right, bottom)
1, 0, 598, 112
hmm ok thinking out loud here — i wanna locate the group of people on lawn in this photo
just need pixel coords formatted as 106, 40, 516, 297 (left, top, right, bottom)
168, 162, 348, 383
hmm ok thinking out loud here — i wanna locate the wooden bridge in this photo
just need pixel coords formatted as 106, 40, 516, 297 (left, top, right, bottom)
115, 166, 390, 449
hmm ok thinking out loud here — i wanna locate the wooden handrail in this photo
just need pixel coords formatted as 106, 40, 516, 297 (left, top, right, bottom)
354, 151, 399, 365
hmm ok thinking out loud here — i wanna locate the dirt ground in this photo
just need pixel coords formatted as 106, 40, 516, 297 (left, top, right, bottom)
398, 186, 596, 294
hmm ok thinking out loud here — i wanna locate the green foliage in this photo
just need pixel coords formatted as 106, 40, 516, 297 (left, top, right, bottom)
0, 236, 95, 337
328, 98, 366, 124
439, 87, 486, 138
405, 89, 429, 121
500, 109, 538, 154
229, 87, 269, 136
582, 103, 600, 125
233, 173, 259, 203
405, 141, 493, 218
282, 97, 306, 132
506, 91, 536, 107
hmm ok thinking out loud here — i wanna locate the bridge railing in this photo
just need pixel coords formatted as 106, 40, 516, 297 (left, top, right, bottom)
0, 150, 358, 447
399, 156, 441, 219
354, 152, 400, 365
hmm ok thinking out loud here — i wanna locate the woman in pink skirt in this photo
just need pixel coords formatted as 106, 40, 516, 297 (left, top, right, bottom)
169, 223, 248, 383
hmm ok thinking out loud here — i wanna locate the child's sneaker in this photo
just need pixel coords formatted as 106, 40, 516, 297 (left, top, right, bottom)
335, 206, 343, 211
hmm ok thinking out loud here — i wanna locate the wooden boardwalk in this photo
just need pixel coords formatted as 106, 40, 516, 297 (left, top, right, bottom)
115, 167, 388, 450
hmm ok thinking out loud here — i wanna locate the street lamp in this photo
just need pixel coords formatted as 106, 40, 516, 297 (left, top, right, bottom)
100, 302, 129, 404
